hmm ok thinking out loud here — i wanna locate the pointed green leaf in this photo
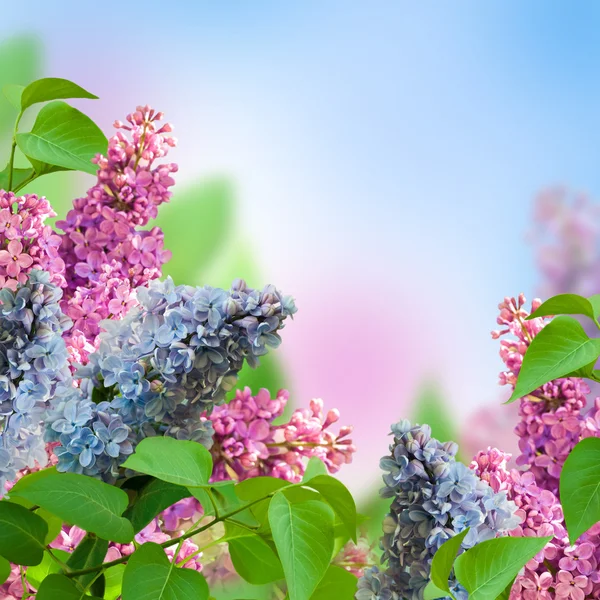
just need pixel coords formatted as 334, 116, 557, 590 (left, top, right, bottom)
303, 474, 357, 542
560, 437, 600, 543
0, 501, 47, 565
423, 528, 470, 600
10, 471, 134, 543
104, 564, 126, 600
454, 536, 551, 600
496, 581, 514, 600
20, 77, 98, 110
235, 477, 291, 534
124, 478, 190, 533
16, 101, 107, 175
268, 492, 335, 600
302, 458, 328, 483
527, 293, 600, 326
36, 573, 104, 599
121, 436, 212, 487
228, 528, 284, 584
190, 481, 258, 527
0, 555, 10, 585
25, 549, 70, 589
122, 542, 209, 600
0, 165, 34, 191
36, 507, 63, 545
309, 564, 357, 599
508, 316, 600, 402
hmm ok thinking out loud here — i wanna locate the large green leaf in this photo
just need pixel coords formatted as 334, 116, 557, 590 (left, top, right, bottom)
0, 501, 47, 565
0, 36, 41, 141
67, 533, 109, 590
235, 477, 290, 535
189, 481, 258, 527
20, 77, 98, 111
528, 293, 600, 327
228, 528, 284, 585
36, 573, 103, 599
423, 528, 470, 600
303, 474, 357, 542
302, 458, 328, 483
454, 536, 551, 600
124, 478, 190, 533
36, 507, 63, 545
508, 316, 600, 402
0, 555, 11, 585
560, 437, 600, 543
122, 542, 209, 600
121, 436, 212, 487
496, 581, 514, 600
10, 471, 134, 543
104, 564, 126, 600
156, 178, 234, 285
309, 564, 357, 600
16, 100, 107, 175
26, 549, 70, 589
268, 492, 335, 600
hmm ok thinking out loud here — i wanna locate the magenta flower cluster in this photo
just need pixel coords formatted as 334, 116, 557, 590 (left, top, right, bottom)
57, 106, 176, 364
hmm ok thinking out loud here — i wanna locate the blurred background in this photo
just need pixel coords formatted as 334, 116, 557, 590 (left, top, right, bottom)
2, 1, 600, 509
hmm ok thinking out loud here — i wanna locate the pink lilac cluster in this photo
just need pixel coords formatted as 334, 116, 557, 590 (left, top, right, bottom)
471, 448, 600, 599
210, 387, 355, 482
493, 294, 592, 495
57, 106, 176, 363
0, 191, 64, 291
333, 537, 378, 577
529, 187, 600, 300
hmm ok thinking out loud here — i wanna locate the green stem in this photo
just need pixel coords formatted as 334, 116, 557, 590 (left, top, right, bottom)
44, 546, 71, 573
7, 111, 24, 192
65, 491, 275, 579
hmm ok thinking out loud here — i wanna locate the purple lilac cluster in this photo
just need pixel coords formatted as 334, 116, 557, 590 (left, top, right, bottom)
357, 421, 519, 600
57, 106, 176, 364
493, 294, 591, 496
0, 191, 65, 291
44, 277, 296, 481
0, 271, 72, 495
210, 387, 355, 482
472, 448, 600, 599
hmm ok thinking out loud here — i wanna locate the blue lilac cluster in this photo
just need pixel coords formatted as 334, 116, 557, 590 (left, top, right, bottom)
356, 421, 520, 600
45, 277, 296, 481
0, 271, 72, 495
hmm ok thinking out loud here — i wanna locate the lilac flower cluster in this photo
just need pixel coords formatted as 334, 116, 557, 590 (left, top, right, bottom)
472, 448, 600, 599
45, 277, 296, 480
210, 387, 355, 482
57, 106, 176, 364
357, 421, 519, 600
0, 191, 65, 291
0, 271, 72, 495
493, 294, 591, 495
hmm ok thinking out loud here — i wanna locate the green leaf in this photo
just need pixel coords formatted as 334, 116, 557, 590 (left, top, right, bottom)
124, 478, 190, 533
496, 581, 514, 600
16, 101, 107, 175
3, 84, 24, 110
121, 436, 212, 487
0, 164, 34, 191
67, 533, 109, 590
268, 492, 335, 600
104, 564, 126, 600
26, 549, 70, 589
36, 507, 63, 545
10, 471, 134, 543
0, 501, 47, 565
423, 528, 470, 600
156, 179, 234, 285
508, 316, 600, 403
20, 77, 98, 111
303, 474, 357, 542
122, 542, 209, 600
302, 458, 328, 483
227, 529, 284, 585
527, 293, 600, 326
235, 477, 291, 534
560, 437, 600, 543
309, 565, 357, 600
36, 573, 103, 599
454, 536, 551, 600
190, 481, 259, 527
0, 555, 11, 585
